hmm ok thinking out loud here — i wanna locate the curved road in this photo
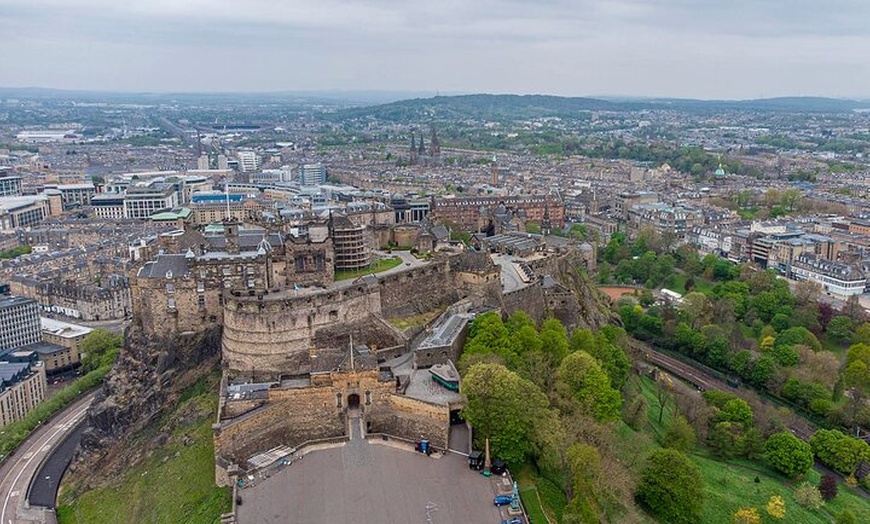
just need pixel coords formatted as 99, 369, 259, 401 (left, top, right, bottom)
0, 392, 95, 524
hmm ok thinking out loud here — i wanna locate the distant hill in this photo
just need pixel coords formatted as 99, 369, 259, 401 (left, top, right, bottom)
337, 94, 870, 121
336, 94, 618, 121
0, 87, 867, 115
637, 96, 870, 113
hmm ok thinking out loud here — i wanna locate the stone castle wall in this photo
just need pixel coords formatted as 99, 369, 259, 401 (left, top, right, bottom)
221, 257, 494, 376
365, 395, 450, 450
502, 283, 548, 322
222, 286, 382, 376
214, 386, 346, 466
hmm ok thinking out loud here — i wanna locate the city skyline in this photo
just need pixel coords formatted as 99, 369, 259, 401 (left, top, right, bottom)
1, 1, 869, 100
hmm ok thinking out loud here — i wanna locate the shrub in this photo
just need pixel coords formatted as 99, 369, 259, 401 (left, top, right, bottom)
793, 482, 823, 510
766, 495, 785, 520
733, 507, 761, 524
818, 473, 838, 501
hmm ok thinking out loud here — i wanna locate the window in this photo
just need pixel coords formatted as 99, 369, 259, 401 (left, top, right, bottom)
167, 297, 176, 309
165, 283, 174, 293
197, 295, 205, 307
336, 393, 342, 409
365, 391, 372, 405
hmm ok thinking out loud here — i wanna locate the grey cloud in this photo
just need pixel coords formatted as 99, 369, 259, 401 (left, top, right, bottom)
0, 0, 868, 97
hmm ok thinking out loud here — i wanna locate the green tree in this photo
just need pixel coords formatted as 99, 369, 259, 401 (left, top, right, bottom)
827, 315, 855, 344
557, 351, 622, 421
582, 332, 631, 388
79, 329, 122, 372
764, 432, 814, 478
809, 429, 870, 475
636, 449, 705, 524
663, 415, 696, 452
539, 318, 569, 364
461, 363, 549, 465
716, 398, 754, 427
853, 323, 870, 345
460, 312, 520, 369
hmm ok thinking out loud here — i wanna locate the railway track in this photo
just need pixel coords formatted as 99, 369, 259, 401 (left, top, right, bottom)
630, 339, 816, 441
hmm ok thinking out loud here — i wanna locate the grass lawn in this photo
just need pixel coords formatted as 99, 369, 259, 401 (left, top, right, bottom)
517, 465, 565, 524
334, 257, 403, 281
629, 374, 870, 524
387, 308, 445, 331
56, 383, 231, 523
691, 451, 868, 524
665, 273, 715, 295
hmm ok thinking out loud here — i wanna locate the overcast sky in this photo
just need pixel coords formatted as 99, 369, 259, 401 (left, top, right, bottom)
1, 0, 868, 99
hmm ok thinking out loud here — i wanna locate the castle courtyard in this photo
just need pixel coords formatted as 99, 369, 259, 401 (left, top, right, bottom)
237, 437, 506, 524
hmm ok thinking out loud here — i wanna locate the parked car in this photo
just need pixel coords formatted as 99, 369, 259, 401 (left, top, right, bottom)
493, 494, 514, 506
501, 518, 524, 524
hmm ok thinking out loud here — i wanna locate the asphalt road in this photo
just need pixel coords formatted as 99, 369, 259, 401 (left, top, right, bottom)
28, 422, 86, 508
0, 392, 95, 524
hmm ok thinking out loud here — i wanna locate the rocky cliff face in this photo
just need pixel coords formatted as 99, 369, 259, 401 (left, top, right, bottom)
554, 255, 621, 330
67, 323, 221, 491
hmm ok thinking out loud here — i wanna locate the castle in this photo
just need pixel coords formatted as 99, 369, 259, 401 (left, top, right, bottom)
130, 212, 595, 486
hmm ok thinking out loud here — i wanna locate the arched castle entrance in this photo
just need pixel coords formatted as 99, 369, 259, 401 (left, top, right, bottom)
347, 393, 360, 409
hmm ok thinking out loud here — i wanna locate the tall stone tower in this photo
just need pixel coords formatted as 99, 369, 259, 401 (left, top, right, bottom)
490, 155, 499, 187
409, 134, 418, 164
429, 127, 441, 161
541, 203, 552, 236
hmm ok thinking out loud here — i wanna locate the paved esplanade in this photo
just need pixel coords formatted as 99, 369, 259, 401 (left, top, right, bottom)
237, 423, 503, 524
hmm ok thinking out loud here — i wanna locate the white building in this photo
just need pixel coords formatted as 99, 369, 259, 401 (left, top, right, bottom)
0, 296, 41, 351
237, 151, 260, 173
299, 163, 326, 186
123, 184, 179, 219
792, 252, 866, 297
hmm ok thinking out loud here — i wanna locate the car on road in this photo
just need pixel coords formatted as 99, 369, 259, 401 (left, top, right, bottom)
493, 494, 514, 506
502, 518, 524, 524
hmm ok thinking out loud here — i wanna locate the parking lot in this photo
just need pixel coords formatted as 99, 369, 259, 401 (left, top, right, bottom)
237, 438, 506, 524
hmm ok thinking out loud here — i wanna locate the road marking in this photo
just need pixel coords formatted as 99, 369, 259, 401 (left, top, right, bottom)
0, 401, 91, 523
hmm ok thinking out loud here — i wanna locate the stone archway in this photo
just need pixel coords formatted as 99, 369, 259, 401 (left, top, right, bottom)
347, 393, 360, 409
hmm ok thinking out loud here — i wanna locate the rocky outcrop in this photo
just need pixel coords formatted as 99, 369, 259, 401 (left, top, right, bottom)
554, 255, 620, 330
67, 323, 221, 490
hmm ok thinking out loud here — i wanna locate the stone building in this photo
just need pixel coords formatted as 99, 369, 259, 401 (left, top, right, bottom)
0, 360, 47, 427
331, 213, 371, 271
430, 194, 565, 232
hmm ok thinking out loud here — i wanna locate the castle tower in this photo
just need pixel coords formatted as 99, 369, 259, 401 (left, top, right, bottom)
490, 155, 498, 187
417, 132, 426, 158
224, 219, 240, 254
429, 126, 441, 159
541, 203, 552, 236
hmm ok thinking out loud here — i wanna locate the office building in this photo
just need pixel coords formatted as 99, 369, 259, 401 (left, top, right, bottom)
0, 296, 41, 352
0, 175, 22, 197
299, 163, 327, 186
0, 195, 50, 231
237, 151, 260, 173
124, 184, 180, 219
